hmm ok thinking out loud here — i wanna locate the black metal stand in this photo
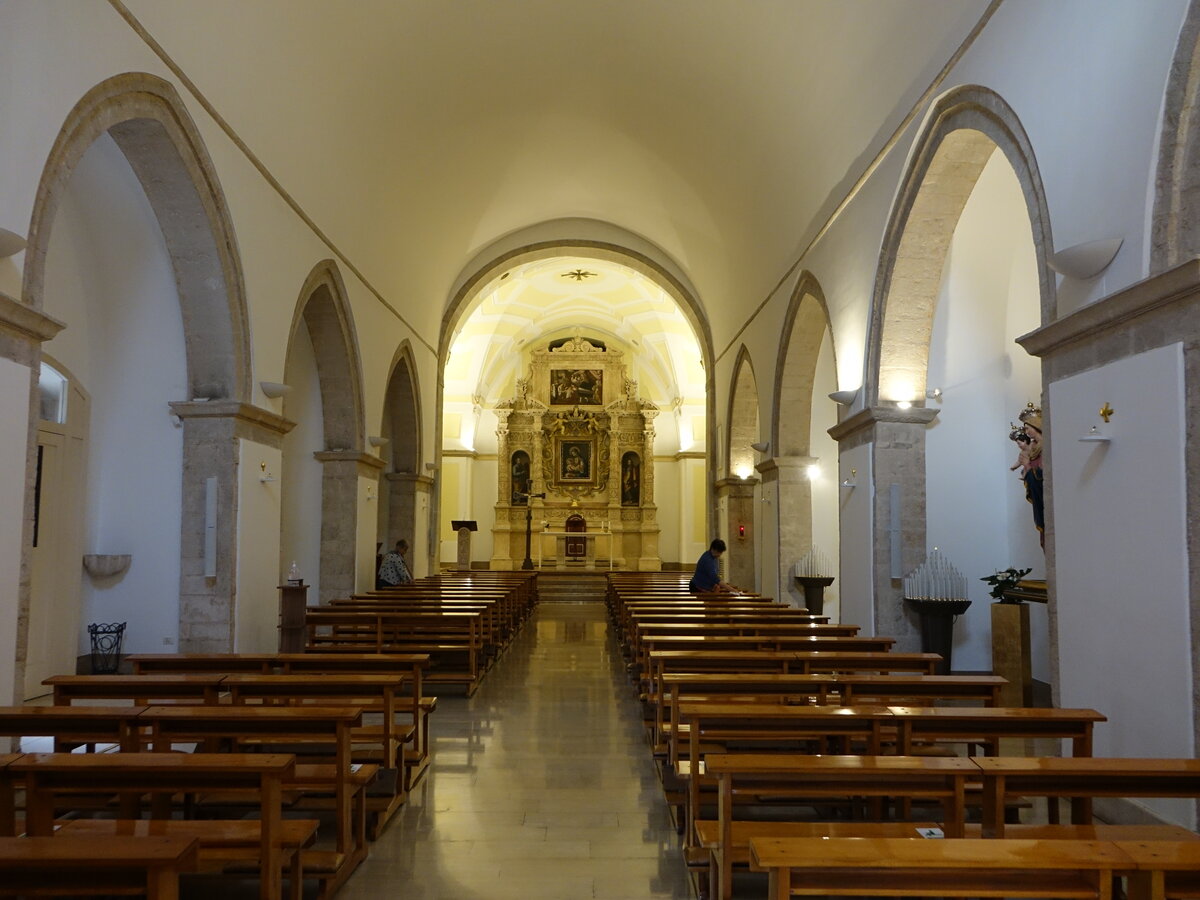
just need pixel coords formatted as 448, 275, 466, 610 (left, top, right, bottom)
794, 575, 835, 616
518, 491, 546, 570
904, 598, 971, 675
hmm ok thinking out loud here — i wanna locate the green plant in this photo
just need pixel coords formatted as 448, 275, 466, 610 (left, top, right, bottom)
980, 567, 1032, 602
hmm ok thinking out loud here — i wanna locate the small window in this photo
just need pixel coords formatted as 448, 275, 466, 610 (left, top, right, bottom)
38, 362, 68, 424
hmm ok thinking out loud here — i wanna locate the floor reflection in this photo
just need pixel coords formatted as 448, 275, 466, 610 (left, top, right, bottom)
339, 599, 695, 900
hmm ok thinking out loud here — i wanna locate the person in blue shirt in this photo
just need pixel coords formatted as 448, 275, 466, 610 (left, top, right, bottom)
689, 538, 734, 593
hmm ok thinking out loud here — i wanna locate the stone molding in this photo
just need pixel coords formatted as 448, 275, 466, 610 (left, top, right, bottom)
755, 455, 818, 482
169, 400, 295, 444
828, 405, 940, 446
1017, 258, 1200, 374
0, 292, 65, 346
671, 451, 707, 461
385, 472, 435, 489
442, 448, 479, 459
715, 477, 758, 496
314, 449, 386, 473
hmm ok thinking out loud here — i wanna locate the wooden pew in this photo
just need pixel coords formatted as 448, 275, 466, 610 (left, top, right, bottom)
16, 752, 295, 900
976, 757, 1200, 837
1120, 839, 1200, 900
654, 673, 1006, 758
0, 754, 18, 838
748, 836, 1130, 900
704, 753, 977, 900
0, 704, 147, 753
888, 705, 1107, 758
0, 835, 200, 900
45, 674, 227, 706
140, 706, 371, 889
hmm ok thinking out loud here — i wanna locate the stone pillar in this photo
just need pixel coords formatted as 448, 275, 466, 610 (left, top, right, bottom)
314, 450, 384, 606
170, 400, 294, 652
757, 456, 817, 606
385, 472, 434, 566
715, 477, 758, 591
3, 293, 64, 706
829, 406, 938, 651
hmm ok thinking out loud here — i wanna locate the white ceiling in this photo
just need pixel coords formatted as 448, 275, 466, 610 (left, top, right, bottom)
121, 0, 993, 350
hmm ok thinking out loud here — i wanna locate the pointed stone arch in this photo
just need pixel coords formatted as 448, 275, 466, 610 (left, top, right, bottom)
379, 340, 432, 573
726, 345, 762, 479
1152, 0, 1200, 273
23, 72, 251, 401
283, 259, 372, 604
848, 84, 1055, 648
16, 72, 263, 659
765, 273, 838, 605
865, 84, 1055, 406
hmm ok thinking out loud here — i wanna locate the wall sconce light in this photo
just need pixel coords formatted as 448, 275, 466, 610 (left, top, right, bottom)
925, 388, 943, 401
260, 381, 291, 399
368, 435, 389, 448
841, 468, 857, 489
806, 463, 821, 481
896, 400, 913, 410
829, 389, 859, 406
1048, 238, 1123, 280
750, 441, 770, 454
258, 460, 276, 483
0, 227, 27, 258
735, 464, 753, 480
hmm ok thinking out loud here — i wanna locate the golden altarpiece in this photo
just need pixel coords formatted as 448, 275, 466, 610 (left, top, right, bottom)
491, 336, 661, 570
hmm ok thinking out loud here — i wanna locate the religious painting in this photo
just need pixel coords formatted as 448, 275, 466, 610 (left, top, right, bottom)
549, 368, 603, 406
621, 451, 641, 506
556, 438, 595, 484
510, 450, 531, 505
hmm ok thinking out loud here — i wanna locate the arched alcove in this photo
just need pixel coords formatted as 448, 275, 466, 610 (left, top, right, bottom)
16, 72, 253, 676
860, 84, 1055, 661
378, 341, 430, 578
282, 260, 370, 605
766, 274, 840, 610
1153, 0, 1200, 273
722, 346, 761, 591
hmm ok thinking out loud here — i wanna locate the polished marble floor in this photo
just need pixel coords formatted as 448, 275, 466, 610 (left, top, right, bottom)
339, 600, 695, 900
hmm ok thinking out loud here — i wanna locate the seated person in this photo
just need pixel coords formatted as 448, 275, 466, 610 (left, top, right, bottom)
689, 538, 735, 593
377, 538, 414, 587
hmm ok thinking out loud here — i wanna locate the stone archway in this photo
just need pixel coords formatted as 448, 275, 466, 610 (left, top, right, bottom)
844, 84, 1056, 649
1153, 0, 1200, 274
440, 220, 716, 572
763, 273, 838, 606
720, 346, 761, 591
283, 260, 372, 605
17, 72, 257, 663
379, 341, 431, 577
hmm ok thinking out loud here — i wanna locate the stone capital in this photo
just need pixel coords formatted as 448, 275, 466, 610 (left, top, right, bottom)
755, 455, 818, 481
169, 400, 295, 448
313, 449, 386, 474
385, 471, 435, 489
715, 476, 758, 498
828, 405, 940, 444
0, 291, 65, 345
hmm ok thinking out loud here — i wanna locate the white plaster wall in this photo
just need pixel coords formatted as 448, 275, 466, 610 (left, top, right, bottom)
236, 442, 282, 651
469, 458, 498, 563
837, 444, 873, 630
281, 329, 324, 601
40, 133, 186, 656
438, 456, 471, 563
925, 151, 1042, 672
0, 359, 33, 702
1052, 346, 1192, 825
810, 328, 841, 617
653, 458, 682, 567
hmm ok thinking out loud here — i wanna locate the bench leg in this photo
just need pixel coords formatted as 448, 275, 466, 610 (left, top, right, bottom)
1126, 869, 1164, 900
145, 869, 180, 900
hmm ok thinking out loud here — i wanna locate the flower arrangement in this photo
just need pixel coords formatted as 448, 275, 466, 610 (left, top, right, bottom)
980, 567, 1033, 603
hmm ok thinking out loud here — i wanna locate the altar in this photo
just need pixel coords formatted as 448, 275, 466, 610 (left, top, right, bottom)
490, 335, 662, 571
537, 531, 616, 570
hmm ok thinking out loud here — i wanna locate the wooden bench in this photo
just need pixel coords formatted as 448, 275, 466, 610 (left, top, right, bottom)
45, 674, 227, 706
0, 754, 19, 838
0, 835, 199, 900
16, 752, 295, 900
704, 753, 976, 900
976, 757, 1200, 837
749, 835, 1131, 899
140, 705, 372, 894
0, 704, 147, 753
888, 705, 1107, 758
